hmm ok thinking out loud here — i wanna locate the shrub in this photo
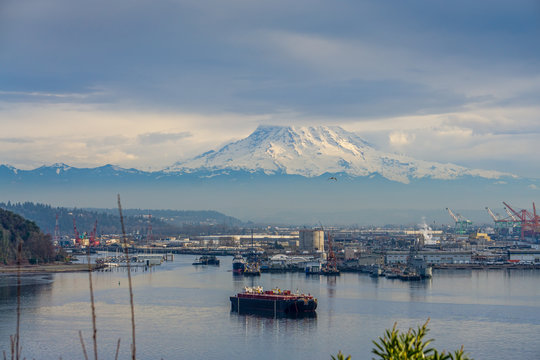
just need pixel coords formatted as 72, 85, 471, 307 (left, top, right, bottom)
334, 320, 472, 360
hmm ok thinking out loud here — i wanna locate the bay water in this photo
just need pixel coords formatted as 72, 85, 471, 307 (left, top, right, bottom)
1, 255, 539, 359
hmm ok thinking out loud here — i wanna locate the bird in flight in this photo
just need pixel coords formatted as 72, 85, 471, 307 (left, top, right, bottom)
328, 176, 337, 181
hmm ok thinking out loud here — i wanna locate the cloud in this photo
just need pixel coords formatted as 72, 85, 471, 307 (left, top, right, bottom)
1, 0, 538, 118
137, 132, 191, 145
0, 137, 34, 144
0, 90, 93, 99
0, 0, 539, 177
388, 132, 415, 146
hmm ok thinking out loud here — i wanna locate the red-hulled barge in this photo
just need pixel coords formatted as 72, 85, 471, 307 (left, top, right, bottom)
230, 286, 317, 315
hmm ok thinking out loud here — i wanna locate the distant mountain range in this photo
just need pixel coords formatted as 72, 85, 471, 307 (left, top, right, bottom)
167, 125, 513, 183
0, 126, 537, 224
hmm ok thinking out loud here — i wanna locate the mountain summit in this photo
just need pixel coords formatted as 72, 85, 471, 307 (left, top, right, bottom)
167, 125, 510, 183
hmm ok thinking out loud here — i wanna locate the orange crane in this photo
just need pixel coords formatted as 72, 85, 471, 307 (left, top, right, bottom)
503, 202, 540, 240
318, 222, 340, 275
73, 218, 81, 245
325, 233, 338, 273
89, 220, 99, 246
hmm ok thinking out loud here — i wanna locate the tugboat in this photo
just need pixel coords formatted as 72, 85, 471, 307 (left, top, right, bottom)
230, 286, 317, 316
242, 230, 260, 276
243, 262, 261, 276
232, 254, 246, 274
192, 255, 220, 265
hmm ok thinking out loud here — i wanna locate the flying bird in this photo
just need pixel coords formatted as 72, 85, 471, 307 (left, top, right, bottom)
328, 176, 338, 181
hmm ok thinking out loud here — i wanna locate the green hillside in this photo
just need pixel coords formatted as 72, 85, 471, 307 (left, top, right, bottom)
0, 208, 55, 265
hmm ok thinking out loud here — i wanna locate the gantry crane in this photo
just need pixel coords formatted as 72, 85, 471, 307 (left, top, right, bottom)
446, 208, 473, 235
503, 202, 540, 240
486, 207, 521, 235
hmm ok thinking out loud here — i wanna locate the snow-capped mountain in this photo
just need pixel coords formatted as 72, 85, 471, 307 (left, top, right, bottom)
0, 126, 536, 223
167, 125, 512, 183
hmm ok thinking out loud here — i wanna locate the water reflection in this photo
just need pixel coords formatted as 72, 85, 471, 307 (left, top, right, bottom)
326, 276, 337, 298
407, 278, 431, 302
0, 256, 538, 360
0, 274, 54, 302
230, 311, 318, 338
0, 274, 55, 340
231, 310, 317, 320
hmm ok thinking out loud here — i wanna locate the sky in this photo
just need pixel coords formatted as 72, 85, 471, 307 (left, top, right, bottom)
1, 0, 540, 177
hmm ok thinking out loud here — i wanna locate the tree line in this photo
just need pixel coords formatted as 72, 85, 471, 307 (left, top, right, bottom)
0, 208, 55, 265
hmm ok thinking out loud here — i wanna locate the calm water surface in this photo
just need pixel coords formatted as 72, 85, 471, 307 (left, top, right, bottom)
1, 255, 539, 359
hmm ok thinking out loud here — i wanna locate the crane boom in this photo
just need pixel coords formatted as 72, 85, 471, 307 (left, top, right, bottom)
485, 207, 499, 221
73, 218, 81, 245
503, 202, 522, 219
446, 208, 459, 222
504, 207, 518, 221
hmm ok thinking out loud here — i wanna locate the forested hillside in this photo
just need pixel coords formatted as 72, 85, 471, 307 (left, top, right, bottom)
0, 202, 179, 236
0, 208, 55, 264
0, 202, 244, 238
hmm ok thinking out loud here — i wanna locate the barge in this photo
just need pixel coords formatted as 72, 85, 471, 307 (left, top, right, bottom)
230, 286, 317, 316
192, 255, 220, 265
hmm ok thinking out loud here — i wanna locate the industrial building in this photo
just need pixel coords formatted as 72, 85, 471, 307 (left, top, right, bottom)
299, 229, 324, 252
508, 250, 540, 263
386, 251, 472, 265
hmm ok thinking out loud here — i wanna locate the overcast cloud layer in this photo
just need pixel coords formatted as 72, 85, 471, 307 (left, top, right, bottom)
1, 0, 539, 177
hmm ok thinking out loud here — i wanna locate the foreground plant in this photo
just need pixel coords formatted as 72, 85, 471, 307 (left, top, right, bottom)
332, 351, 351, 360
333, 320, 472, 360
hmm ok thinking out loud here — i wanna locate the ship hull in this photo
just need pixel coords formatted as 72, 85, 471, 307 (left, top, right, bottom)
232, 261, 245, 273
230, 295, 317, 315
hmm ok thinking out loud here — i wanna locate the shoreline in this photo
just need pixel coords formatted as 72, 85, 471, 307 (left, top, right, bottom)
0, 263, 97, 274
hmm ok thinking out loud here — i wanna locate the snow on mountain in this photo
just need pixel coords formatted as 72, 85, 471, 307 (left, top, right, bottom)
167, 125, 512, 183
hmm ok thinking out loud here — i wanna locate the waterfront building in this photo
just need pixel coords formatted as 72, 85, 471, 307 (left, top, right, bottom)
508, 249, 540, 263
385, 251, 472, 265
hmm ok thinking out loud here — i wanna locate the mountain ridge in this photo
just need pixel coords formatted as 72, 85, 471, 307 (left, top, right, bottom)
0, 125, 519, 184
165, 125, 515, 184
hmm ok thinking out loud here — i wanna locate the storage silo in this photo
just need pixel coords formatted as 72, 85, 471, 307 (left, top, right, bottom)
299, 230, 324, 252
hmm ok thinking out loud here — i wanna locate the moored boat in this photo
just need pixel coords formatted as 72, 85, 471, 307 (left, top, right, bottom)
243, 262, 261, 276
232, 254, 246, 274
192, 255, 220, 266
230, 286, 317, 315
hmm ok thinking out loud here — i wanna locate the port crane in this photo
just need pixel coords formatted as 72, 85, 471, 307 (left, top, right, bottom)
503, 202, 540, 240
73, 218, 81, 245
324, 232, 339, 274
73, 217, 99, 246
505, 207, 519, 221
89, 220, 99, 246
486, 207, 502, 222
318, 222, 340, 275
485, 207, 521, 235
446, 208, 472, 235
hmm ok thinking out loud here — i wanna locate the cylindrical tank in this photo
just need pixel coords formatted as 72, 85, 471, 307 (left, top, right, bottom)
299, 230, 324, 252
